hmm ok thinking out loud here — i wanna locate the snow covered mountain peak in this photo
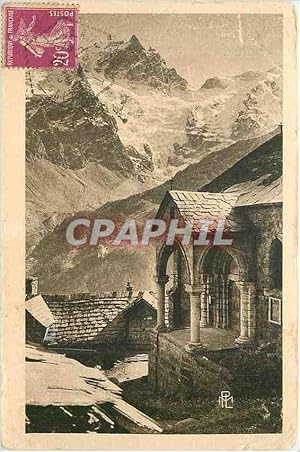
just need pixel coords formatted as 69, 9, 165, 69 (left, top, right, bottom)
80, 34, 189, 92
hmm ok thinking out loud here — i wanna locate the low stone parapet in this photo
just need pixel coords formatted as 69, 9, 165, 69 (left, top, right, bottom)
148, 329, 232, 399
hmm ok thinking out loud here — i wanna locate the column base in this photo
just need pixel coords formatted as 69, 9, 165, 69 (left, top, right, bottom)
235, 336, 253, 346
155, 325, 169, 333
185, 342, 206, 354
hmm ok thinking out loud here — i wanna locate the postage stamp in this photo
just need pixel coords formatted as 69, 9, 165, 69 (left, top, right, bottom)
2, 5, 78, 68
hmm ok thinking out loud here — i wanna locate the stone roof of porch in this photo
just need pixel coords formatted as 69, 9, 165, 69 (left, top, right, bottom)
156, 190, 250, 232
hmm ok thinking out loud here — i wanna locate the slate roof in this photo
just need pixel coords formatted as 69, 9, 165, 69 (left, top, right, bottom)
201, 131, 282, 207
156, 190, 250, 232
43, 291, 156, 345
223, 176, 282, 207
26, 343, 121, 406
26, 343, 162, 433
25, 295, 55, 328
156, 132, 282, 229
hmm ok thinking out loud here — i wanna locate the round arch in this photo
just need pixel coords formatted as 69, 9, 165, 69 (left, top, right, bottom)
196, 244, 248, 282
196, 245, 247, 332
156, 239, 192, 285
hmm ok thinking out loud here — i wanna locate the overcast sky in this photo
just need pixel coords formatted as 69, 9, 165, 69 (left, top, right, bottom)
81, 14, 283, 88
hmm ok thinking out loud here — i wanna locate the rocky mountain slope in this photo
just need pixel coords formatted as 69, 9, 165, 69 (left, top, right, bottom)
175, 67, 282, 165
26, 65, 157, 252
80, 34, 188, 92
26, 32, 282, 286
28, 130, 280, 293
27, 69, 136, 173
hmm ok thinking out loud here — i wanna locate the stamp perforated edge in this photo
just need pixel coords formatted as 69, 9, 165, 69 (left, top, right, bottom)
1, 2, 80, 69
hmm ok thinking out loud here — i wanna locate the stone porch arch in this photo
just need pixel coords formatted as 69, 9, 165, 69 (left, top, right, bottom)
196, 244, 248, 283
196, 245, 256, 344
156, 238, 192, 284
155, 239, 192, 331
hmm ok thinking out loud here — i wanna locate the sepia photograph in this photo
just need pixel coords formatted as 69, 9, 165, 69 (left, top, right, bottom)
1, 2, 297, 449
23, 11, 285, 435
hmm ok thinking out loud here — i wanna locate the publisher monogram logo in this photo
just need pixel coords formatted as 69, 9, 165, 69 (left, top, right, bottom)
218, 391, 234, 409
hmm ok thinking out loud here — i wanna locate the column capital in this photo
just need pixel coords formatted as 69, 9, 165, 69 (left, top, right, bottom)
154, 275, 169, 286
237, 281, 256, 288
184, 284, 202, 295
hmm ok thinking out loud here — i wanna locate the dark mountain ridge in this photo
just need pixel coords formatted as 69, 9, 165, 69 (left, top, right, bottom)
203, 132, 282, 193
28, 129, 280, 293
92, 128, 281, 219
83, 34, 189, 92
26, 67, 153, 176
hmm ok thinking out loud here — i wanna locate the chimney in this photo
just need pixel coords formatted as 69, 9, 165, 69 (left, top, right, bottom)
126, 281, 133, 298
26, 277, 38, 299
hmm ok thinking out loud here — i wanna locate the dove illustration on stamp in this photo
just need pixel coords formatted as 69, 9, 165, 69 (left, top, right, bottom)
2, 5, 79, 68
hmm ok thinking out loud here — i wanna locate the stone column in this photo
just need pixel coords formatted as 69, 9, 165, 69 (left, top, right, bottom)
214, 273, 221, 328
186, 287, 205, 350
155, 276, 168, 331
236, 282, 256, 345
225, 280, 230, 327
190, 292, 201, 343
247, 283, 256, 340
220, 274, 227, 328
200, 275, 208, 327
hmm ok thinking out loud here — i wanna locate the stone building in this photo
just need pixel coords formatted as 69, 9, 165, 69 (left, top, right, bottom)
26, 278, 157, 349
26, 294, 55, 343
29, 291, 156, 350
149, 129, 282, 393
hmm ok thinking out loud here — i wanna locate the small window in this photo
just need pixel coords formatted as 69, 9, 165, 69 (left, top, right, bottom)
270, 239, 282, 290
268, 297, 281, 325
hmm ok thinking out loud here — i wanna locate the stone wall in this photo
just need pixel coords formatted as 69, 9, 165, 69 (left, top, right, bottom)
26, 311, 47, 343
124, 302, 157, 349
148, 330, 232, 399
245, 204, 282, 342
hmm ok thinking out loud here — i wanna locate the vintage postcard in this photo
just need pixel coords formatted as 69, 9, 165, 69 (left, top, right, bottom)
1, 0, 298, 449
